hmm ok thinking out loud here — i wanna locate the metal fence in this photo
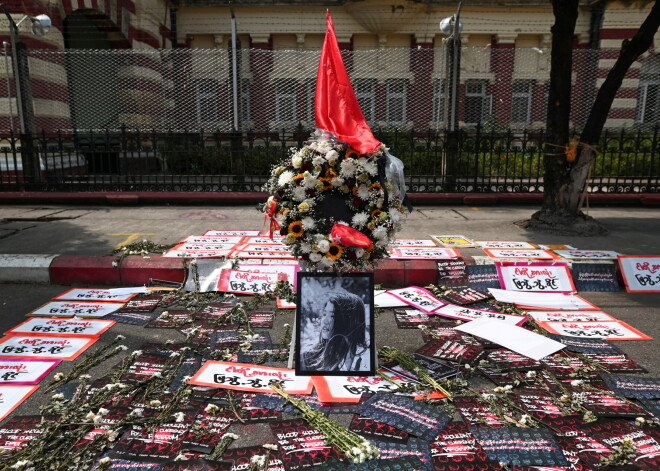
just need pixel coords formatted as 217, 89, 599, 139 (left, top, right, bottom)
10, 45, 659, 134
1, 124, 658, 193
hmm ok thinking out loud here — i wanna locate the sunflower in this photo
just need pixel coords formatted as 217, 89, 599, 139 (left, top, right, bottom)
371, 209, 382, 219
288, 221, 304, 238
327, 243, 343, 260
325, 168, 338, 179
345, 148, 360, 159
318, 177, 333, 190
292, 173, 305, 183
369, 182, 382, 192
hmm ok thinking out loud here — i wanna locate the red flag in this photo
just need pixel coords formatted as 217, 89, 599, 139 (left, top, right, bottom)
315, 11, 382, 155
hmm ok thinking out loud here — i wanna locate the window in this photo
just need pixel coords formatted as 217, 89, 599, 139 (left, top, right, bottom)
639, 83, 660, 124
240, 79, 251, 126
637, 54, 660, 125
432, 79, 445, 124
511, 80, 532, 125
275, 79, 297, 124
195, 79, 217, 124
386, 79, 407, 124
355, 79, 376, 123
464, 80, 491, 126
306, 79, 315, 123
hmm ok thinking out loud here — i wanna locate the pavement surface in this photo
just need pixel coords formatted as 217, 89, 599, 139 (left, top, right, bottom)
0, 202, 659, 458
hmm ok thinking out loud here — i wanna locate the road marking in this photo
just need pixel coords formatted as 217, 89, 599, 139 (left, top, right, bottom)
109, 233, 156, 250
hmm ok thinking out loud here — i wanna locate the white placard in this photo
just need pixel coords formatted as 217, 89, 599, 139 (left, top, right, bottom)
181, 235, 244, 244
527, 311, 617, 323
475, 241, 537, 249
169, 243, 236, 252
496, 262, 576, 293
0, 359, 60, 384
0, 336, 97, 361
239, 264, 300, 290
554, 250, 620, 260
29, 301, 124, 318
235, 244, 293, 254
538, 320, 652, 341
53, 289, 136, 303
433, 303, 527, 326
374, 290, 409, 308
242, 236, 286, 245
162, 249, 234, 259
0, 386, 39, 421
385, 287, 446, 313
189, 361, 313, 395
6, 318, 115, 337
311, 371, 415, 403
389, 247, 460, 260
218, 269, 287, 295
456, 318, 565, 360
484, 249, 559, 260
203, 230, 261, 236
392, 239, 437, 247
618, 255, 660, 292
488, 288, 598, 310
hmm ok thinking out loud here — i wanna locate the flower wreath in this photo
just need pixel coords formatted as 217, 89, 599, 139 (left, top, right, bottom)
262, 130, 406, 272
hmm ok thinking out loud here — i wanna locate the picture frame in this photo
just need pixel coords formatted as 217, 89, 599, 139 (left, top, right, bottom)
295, 272, 375, 376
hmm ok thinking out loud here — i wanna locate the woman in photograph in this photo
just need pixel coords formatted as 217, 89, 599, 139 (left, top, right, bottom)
302, 290, 370, 372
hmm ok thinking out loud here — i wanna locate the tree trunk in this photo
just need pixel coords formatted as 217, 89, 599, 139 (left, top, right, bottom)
565, 1, 660, 214
540, 0, 579, 217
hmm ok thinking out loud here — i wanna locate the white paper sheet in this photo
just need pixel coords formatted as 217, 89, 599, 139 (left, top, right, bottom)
455, 318, 565, 360
373, 290, 409, 308
488, 288, 596, 310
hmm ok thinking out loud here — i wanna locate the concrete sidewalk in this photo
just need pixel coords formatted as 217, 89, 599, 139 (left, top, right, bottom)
1, 203, 659, 286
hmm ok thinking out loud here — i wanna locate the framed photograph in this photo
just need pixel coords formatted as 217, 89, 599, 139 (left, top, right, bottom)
295, 272, 375, 376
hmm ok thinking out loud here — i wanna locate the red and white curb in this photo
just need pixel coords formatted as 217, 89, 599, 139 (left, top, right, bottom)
0, 254, 59, 283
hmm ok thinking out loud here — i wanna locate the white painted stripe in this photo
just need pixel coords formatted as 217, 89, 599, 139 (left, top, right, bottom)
0, 254, 58, 283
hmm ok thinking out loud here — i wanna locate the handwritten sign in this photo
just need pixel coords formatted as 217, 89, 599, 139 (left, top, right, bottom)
538, 320, 652, 341
203, 230, 260, 236
385, 287, 446, 313
496, 262, 576, 293
0, 359, 60, 385
488, 288, 599, 310
28, 301, 124, 318
172, 243, 237, 252
393, 239, 437, 247
6, 318, 115, 337
242, 236, 286, 245
483, 248, 559, 260
218, 269, 287, 295
180, 235, 243, 244
528, 311, 617, 323
618, 255, 660, 292
162, 248, 233, 258
389, 247, 460, 260
433, 303, 527, 326
311, 372, 418, 403
235, 251, 296, 260
53, 289, 136, 303
189, 361, 313, 394
555, 250, 620, 260
239, 263, 300, 290
430, 235, 476, 248
0, 386, 40, 422
0, 336, 97, 361
475, 241, 537, 249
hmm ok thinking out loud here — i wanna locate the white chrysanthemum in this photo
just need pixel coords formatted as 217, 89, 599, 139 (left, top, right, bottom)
292, 156, 303, 168
362, 159, 378, 176
355, 247, 365, 258
312, 155, 325, 166
301, 217, 316, 230
317, 239, 330, 253
314, 233, 327, 242
293, 186, 307, 202
278, 170, 295, 187
390, 209, 401, 223
316, 141, 332, 154
303, 173, 318, 189
340, 159, 357, 177
326, 149, 338, 160
357, 185, 369, 200
300, 242, 312, 253
320, 256, 335, 267
352, 212, 369, 228
173, 412, 186, 423
331, 177, 344, 187
309, 253, 322, 263
373, 226, 388, 241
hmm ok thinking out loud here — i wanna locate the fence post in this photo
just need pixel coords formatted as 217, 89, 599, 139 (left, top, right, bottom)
445, 130, 460, 191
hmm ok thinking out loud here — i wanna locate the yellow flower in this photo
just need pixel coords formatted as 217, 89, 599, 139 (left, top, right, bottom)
346, 148, 359, 159
327, 243, 343, 260
285, 233, 297, 244
298, 202, 310, 213
314, 165, 322, 173
288, 221, 304, 237
358, 173, 369, 182
379, 211, 388, 220
315, 181, 325, 191
328, 158, 337, 166
340, 185, 350, 194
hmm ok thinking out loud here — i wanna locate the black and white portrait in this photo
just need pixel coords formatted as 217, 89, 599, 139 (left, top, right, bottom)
296, 272, 375, 376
